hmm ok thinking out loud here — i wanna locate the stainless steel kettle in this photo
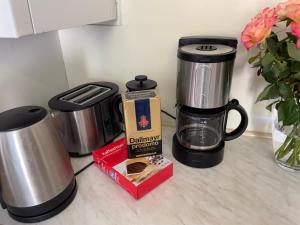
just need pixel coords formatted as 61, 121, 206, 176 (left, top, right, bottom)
0, 106, 77, 223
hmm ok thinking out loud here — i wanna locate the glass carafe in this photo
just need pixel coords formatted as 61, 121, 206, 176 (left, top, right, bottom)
176, 99, 248, 151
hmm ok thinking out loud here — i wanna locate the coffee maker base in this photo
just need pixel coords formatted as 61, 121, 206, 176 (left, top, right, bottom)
172, 134, 224, 168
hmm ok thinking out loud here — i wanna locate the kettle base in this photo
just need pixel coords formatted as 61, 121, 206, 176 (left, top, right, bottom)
6, 178, 77, 223
172, 134, 224, 168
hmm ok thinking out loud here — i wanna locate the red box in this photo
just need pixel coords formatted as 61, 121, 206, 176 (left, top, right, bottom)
92, 138, 173, 200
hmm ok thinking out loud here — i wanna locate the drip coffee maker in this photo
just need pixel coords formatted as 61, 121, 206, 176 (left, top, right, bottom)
172, 36, 248, 168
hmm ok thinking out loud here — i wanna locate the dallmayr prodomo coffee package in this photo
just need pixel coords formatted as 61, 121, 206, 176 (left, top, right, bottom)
122, 90, 162, 158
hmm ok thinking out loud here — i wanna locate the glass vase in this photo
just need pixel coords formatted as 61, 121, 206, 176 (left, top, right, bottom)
272, 118, 300, 172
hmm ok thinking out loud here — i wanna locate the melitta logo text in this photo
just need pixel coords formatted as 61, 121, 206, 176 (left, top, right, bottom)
102, 143, 124, 156
129, 135, 160, 144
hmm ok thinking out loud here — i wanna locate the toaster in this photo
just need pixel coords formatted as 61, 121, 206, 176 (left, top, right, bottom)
48, 82, 122, 156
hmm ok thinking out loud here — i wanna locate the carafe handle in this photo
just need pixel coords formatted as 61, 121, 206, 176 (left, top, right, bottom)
224, 99, 248, 141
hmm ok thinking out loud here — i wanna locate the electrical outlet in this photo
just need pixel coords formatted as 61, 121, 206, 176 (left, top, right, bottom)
97, 0, 122, 26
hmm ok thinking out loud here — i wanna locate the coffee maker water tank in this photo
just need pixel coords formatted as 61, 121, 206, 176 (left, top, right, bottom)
177, 36, 238, 109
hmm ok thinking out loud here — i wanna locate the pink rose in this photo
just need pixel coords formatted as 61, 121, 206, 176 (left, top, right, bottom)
276, 0, 300, 19
276, 0, 300, 23
291, 22, 300, 48
241, 8, 277, 49
286, 5, 300, 23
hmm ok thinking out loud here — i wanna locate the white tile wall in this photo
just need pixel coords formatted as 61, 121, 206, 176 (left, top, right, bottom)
0, 31, 68, 112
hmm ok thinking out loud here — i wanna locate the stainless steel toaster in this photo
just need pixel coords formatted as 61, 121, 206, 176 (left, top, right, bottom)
48, 82, 122, 156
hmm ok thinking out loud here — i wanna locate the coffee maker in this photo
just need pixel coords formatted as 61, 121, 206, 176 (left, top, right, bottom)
172, 36, 248, 168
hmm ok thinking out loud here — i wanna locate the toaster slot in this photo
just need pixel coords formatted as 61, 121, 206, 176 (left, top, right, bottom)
61, 86, 96, 101
59, 85, 111, 105
74, 88, 106, 104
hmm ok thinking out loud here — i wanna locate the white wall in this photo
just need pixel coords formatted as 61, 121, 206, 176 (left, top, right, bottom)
0, 32, 68, 112
59, 0, 283, 133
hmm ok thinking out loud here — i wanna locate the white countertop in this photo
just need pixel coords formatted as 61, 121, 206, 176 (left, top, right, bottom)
1, 126, 300, 225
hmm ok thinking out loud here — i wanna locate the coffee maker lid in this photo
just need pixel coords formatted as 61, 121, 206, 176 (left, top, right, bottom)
0, 106, 47, 132
177, 36, 237, 63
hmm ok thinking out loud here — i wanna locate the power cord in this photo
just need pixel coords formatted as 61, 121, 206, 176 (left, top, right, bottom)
161, 109, 176, 120
74, 161, 94, 176
74, 131, 125, 176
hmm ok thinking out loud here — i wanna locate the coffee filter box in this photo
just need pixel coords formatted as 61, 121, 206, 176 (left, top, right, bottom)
93, 138, 173, 199
122, 90, 162, 159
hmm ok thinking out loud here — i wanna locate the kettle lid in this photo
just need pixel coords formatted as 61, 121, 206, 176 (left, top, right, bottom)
0, 106, 47, 132
126, 75, 157, 91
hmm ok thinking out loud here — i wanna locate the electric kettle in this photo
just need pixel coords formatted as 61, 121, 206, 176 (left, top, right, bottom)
0, 106, 77, 223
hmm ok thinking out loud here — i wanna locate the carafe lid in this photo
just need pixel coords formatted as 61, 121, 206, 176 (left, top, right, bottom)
126, 75, 157, 91
0, 106, 47, 132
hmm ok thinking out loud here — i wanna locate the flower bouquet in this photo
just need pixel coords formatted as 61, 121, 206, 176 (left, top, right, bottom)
241, 0, 300, 170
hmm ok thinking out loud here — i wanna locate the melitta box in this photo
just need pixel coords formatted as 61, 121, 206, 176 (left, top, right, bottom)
92, 138, 173, 200
122, 91, 162, 158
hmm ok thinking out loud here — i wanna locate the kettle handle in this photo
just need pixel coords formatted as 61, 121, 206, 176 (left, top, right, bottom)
224, 99, 248, 141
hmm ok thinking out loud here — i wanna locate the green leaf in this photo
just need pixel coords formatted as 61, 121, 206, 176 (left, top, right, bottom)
277, 61, 287, 70
278, 42, 290, 60
287, 42, 300, 61
260, 41, 267, 50
266, 37, 279, 57
261, 67, 277, 83
290, 60, 300, 73
261, 53, 275, 67
278, 98, 300, 126
287, 32, 298, 44
248, 55, 258, 64
286, 18, 293, 26
293, 71, 300, 80
262, 71, 277, 83
275, 101, 281, 110
266, 100, 279, 111
256, 84, 280, 102
276, 135, 294, 159
279, 69, 290, 79
251, 61, 262, 68
278, 82, 292, 97
271, 64, 281, 77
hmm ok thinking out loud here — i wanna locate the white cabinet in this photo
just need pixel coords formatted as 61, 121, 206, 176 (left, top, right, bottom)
0, 0, 33, 38
0, 0, 117, 38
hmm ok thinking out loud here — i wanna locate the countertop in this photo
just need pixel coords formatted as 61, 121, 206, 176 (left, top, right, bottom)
1, 126, 300, 225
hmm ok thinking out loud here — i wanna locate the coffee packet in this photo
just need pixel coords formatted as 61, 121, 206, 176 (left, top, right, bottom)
122, 90, 162, 158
